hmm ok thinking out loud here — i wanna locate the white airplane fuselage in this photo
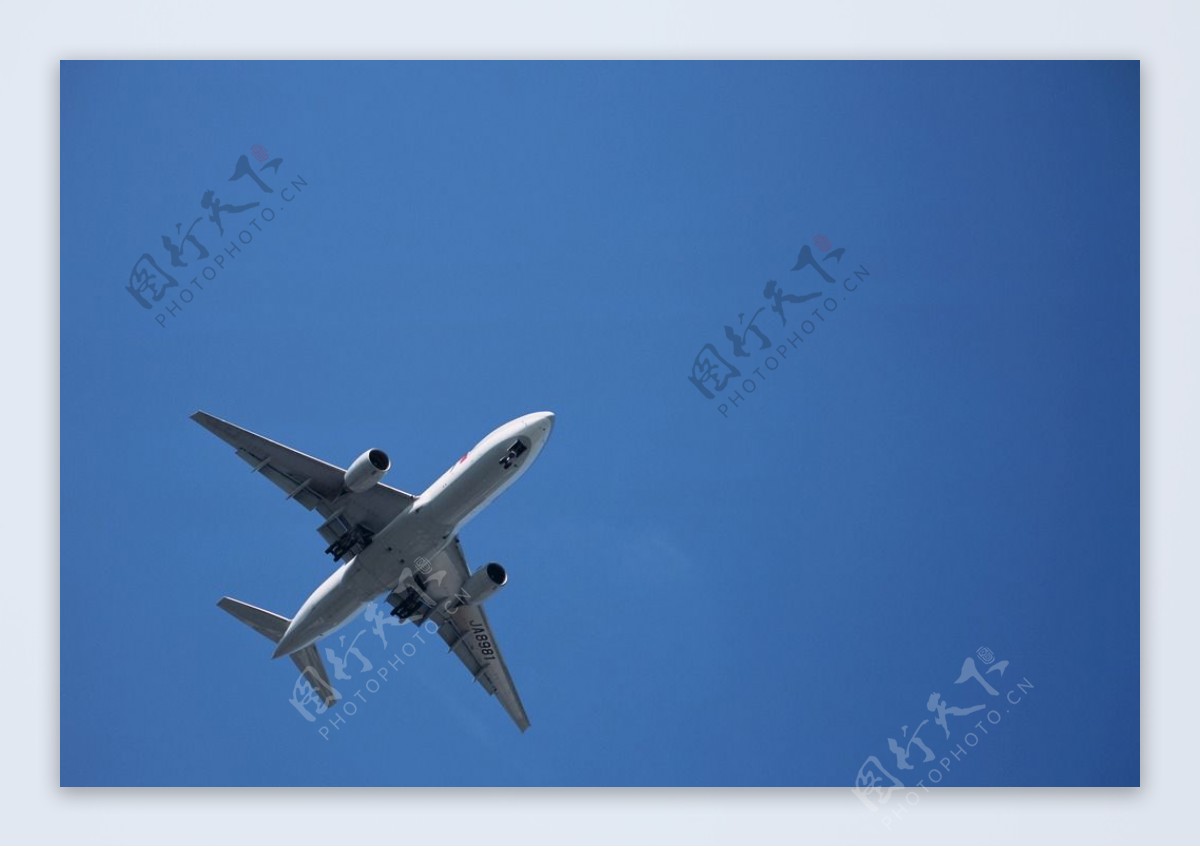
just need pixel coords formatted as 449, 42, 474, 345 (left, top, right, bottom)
271, 412, 555, 658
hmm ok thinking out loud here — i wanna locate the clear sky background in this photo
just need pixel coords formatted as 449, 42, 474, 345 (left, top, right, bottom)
60, 61, 1138, 787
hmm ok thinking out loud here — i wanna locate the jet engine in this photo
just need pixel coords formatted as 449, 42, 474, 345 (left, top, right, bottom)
344, 448, 390, 492
455, 562, 507, 608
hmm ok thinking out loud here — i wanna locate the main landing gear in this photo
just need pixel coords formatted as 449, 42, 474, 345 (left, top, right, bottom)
387, 572, 435, 622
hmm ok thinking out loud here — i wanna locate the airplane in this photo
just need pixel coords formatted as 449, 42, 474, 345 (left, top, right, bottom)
191, 410, 556, 731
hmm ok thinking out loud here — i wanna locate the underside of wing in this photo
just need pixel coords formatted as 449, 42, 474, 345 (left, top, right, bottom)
421, 539, 530, 731
191, 411, 417, 560
430, 604, 530, 731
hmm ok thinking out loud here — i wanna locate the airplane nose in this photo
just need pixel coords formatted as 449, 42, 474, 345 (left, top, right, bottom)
524, 411, 555, 434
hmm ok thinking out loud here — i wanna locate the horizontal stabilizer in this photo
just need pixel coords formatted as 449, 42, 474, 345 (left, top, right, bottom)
217, 596, 289, 642
291, 644, 339, 707
217, 596, 340, 708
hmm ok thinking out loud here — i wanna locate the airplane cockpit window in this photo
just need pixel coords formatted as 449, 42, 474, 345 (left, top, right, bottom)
499, 438, 529, 469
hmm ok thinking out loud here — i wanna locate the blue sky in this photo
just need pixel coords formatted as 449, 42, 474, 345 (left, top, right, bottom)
60, 61, 1139, 787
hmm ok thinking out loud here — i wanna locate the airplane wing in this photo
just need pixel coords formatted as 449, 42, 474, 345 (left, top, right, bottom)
425, 538, 531, 732
191, 411, 417, 561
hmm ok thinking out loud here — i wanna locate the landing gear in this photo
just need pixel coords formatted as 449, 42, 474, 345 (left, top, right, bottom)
387, 572, 434, 621
387, 587, 425, 620
324, 526, 374, 561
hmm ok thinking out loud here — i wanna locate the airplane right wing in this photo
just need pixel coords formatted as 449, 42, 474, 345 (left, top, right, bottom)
192, 411, 417, 561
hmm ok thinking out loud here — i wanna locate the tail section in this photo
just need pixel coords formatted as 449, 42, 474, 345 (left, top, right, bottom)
217, 596, 289, 641
217, 596, 339, 707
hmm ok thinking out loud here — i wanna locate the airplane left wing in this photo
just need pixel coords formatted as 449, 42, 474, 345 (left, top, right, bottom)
191, 411, 417, 561
425, 539, 531, 732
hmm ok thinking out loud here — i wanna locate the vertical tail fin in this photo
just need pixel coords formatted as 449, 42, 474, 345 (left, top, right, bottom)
216, 596, 339, 707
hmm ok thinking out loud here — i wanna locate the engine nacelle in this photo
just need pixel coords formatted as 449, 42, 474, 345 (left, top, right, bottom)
344, 449, 390, 492
454, 562, 507, 608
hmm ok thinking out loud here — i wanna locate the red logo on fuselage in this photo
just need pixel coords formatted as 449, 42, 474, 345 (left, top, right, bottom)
457, 452, 469, 464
